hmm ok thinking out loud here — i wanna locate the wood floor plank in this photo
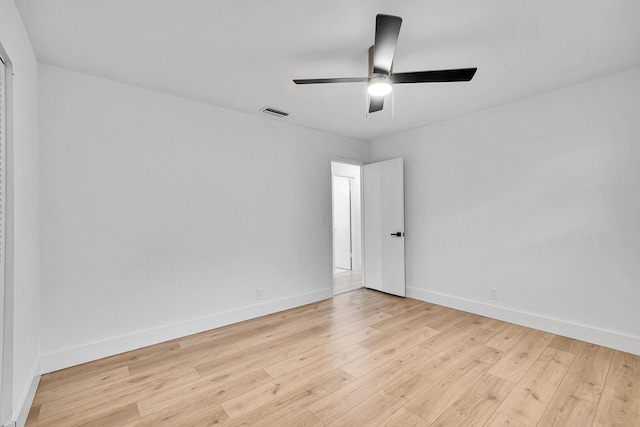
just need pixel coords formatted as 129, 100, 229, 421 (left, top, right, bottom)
136, 369, 273, 418
303, 321, 384, 349
128, 342, 241, 378
359, 320, 438, 351
538, 343, 614, 426
422, 307, 474, 330
320, 299, 390, 321
234, 321, 328, 350
382, 372, 435, 403
33, 365, 131, 406
412, 327, 498, 381
194, 341, 307, 379
264, 328, 377, 378
308, 345, 435, 424
25, 405, 41, 427
477, 316, 510, 333
485, 323, 531, 353
495, 347, 575, 425
547, 334, 584, 355
37, 368, 201, 425
370, 301, 446, 332
77, 402, 140, 427
378, 407, 430, 427
593, 350, 640, 426
278, 408, 324, 427
484, 411, 530, 426
414, 325, 471, 356
405, 345, 503, 423
37, 340, 179, 390
236, 302, 380, 349
222, 344, 369, 419
167, 405, 231, 427
129, 395, 231, 426
451, 311, 494, 331
325, 390, 406, 427
224, 369, 354, 427
371, 297, 424, 316
488, 329, 555, 383
342, 325, 439, 378
27, 289, 640, 427
177, 323, 275, 350
430, 373, 514, 427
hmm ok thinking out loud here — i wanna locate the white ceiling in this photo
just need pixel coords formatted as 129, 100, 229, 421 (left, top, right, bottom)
16, 0, 640, 141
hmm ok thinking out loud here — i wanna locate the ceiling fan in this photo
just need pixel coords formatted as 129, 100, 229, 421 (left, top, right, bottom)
293, 14, 477, 113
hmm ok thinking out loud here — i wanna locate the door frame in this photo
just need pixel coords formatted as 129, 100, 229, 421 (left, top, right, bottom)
330, 159, 364, 290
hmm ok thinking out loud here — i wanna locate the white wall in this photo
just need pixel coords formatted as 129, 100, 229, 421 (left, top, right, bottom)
38, 64, 368, 371
370, 68, 640, 354
0, 0, 41, 424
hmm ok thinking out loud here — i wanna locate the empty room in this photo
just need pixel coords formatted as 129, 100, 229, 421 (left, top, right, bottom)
1, 0, 640, 426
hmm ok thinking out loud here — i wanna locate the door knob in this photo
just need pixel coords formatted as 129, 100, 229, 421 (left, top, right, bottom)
390, 232, 404, 237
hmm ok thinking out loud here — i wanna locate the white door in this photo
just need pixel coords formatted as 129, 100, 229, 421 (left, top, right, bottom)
333, 176, 352, 270
364, 158, 405, 296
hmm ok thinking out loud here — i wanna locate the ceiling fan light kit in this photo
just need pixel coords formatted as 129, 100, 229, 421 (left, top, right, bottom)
367, 75, 392, 96
294, 14, 477, 114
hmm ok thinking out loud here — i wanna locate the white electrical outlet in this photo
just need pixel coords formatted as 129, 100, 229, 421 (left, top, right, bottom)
489, 287, 499, 300
256, 288, 264, 300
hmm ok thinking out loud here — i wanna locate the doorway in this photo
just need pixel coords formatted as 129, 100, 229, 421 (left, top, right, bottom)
331, 162, 363, 295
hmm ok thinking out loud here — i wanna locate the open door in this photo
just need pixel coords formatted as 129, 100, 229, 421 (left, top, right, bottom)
364, 158, 405, 297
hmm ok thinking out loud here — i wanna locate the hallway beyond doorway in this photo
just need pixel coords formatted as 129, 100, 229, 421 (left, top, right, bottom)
333, 269, 362, 295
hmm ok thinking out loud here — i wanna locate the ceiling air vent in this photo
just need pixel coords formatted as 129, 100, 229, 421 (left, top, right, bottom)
260, 106, 290, 118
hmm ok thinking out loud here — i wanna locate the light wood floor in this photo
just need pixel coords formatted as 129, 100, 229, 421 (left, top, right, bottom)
333, 269, 362, 295
27, 289, 640, 426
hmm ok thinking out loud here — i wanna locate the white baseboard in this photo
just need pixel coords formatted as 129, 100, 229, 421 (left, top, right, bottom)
407, 287, 640, 356
40, 288, 332, 374
15, 363, 40, 427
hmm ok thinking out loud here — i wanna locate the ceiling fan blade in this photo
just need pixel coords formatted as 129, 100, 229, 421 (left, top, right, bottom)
293, 77, 368, 84
373, 14, 402, 75
369, 96, 384, 113
392, 68, 477, 84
